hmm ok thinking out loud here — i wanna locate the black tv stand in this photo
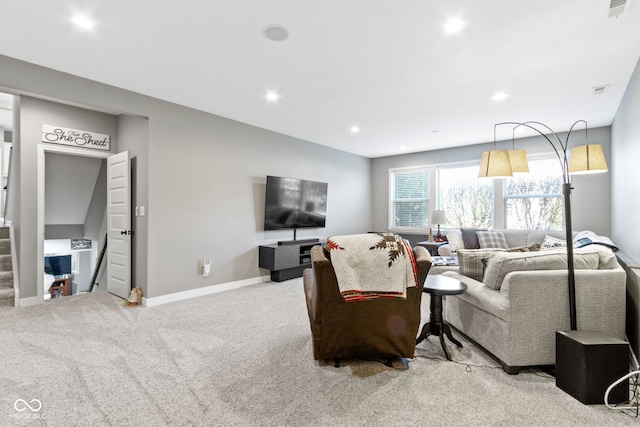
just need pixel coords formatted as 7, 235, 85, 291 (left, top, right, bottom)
259, 239, 323, 282
278, 238, 319, 246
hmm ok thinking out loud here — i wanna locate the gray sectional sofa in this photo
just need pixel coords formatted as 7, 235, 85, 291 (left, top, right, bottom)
437, 229, 626, 374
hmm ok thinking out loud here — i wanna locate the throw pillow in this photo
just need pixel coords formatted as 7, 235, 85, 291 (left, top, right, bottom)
540, 235, 566, 250
477, 231, 509, 249
482, 249, 601, 290
445, 228, 464, 252
457, 248, 503, 281
479, 244, 541, 278
461, 228, 485, 249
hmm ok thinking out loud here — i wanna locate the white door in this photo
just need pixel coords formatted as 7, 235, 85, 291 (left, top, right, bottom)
107, 151, 131, 299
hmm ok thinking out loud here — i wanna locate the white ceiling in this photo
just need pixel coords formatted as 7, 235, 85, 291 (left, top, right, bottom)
1, 1, 640, 158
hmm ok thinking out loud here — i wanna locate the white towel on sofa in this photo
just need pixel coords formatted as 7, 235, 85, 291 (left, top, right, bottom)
326, 233, 418, 302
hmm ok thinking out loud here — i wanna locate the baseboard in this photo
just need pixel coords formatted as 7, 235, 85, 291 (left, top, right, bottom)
18, 295, 42, 307
142, 275, 271, 307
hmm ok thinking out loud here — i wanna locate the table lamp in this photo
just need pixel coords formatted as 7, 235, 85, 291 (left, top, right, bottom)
431, 210, 446, 242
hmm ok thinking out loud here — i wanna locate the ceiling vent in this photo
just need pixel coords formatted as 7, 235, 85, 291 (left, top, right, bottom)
593, 85, 610, 95
607, 0, 632, 18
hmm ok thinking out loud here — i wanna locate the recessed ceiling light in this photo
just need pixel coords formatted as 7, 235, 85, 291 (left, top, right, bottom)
263, 25, 289, 42
442, 18, 466, 34
72, 15, 94, 29
265, 92, 279, 101
432, 129, 446, 133
400, 146, 407, 151
492, 92, 509, 101
350, 126, 360, 133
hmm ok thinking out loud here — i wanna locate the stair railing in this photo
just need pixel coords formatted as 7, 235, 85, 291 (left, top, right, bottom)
89, 234, 107, 292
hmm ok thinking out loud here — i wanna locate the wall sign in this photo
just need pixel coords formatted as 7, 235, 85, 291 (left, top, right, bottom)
42, 125, 111, 151
71, 239, 92, 250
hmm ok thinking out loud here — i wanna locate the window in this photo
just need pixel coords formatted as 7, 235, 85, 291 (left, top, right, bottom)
390, 168, 429, 229
389, 155, 564, 232
438, 164, 494, 229
504, 157, 563, 230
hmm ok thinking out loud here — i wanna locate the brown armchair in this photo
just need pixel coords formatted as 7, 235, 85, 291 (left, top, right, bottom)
303, 244, 432, 362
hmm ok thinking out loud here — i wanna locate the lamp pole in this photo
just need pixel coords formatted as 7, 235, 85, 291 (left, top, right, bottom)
495, 120, 587, 330
562, 181, 577, 330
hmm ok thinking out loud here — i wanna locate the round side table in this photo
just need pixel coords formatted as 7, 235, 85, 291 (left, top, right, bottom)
416, 274, 467, 360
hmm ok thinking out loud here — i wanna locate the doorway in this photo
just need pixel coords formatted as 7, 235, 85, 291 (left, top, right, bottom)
37, 145, 119, 301
42, 151, 106, 299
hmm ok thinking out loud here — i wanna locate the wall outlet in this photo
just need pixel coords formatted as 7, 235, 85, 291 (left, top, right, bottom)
202, 258, 211, 277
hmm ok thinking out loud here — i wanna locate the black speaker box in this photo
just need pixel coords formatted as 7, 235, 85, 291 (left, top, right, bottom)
556, 330, 629, 405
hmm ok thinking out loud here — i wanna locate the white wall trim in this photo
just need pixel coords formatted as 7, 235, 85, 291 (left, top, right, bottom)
9, 225, 19, 306
18, 296, 42, 308
142, 275, 272, 307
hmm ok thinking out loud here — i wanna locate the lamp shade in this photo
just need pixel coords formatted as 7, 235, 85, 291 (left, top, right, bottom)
431, 210, 446, 225
508, 149, 529, 173
479, 150, 513, 178
569, 144, 608, 174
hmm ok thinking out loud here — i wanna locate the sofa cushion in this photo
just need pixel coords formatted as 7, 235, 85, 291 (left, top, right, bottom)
457, 248, 503, 281
498, 229, 529, 248
461, 228, 485, 249
477, 231, 509, 249
446, 228, 464, 251
587, 244, 620, 269
482, 249, 601, 290
479, 244, 541, 275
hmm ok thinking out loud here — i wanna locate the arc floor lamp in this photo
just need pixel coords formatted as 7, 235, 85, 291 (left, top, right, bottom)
479, 120, 608, 330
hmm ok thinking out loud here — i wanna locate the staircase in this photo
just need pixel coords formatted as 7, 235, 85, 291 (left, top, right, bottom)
0, 227, 15, 307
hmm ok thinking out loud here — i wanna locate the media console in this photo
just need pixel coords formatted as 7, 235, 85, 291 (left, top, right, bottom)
259, 239, 322, 282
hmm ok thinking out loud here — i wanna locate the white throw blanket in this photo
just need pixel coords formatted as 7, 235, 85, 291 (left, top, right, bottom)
326, 233, 418, 302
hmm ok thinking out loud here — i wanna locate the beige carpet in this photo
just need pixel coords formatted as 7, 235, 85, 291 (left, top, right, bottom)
0, 278, 637, 426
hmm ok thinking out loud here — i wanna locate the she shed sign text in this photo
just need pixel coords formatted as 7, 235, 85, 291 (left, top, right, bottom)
42, 125, 111, 151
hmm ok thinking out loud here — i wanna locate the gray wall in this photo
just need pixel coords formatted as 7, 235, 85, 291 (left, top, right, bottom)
117, 115, 149, 295
612, 58, 640, 261
611, 56, 640, 356
145, 104, 370, 298
44, 152, 103, 226
16, 96, 118, 299
84, 159, 107, 242
45, 225, 84, 240
371, 127, 612, 237
0, 54, 371, 301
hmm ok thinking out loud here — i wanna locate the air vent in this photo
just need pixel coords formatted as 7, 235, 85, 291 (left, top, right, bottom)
593, 85, 610, 95
607, 0, 632, 18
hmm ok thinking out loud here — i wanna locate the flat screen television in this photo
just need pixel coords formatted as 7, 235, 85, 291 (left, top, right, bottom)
44, 255, 72, 277
264, 175, 328, 230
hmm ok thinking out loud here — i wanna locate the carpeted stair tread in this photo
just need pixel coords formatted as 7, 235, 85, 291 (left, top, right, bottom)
0, 254, 11, 271
0, 286, 14, 306
0, 240, 10, 255
0, 271, 13, 289
0, 228, 13, 307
